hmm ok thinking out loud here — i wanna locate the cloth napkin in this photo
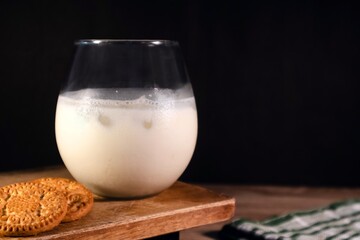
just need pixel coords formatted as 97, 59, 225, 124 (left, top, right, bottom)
220, 199, 360, 240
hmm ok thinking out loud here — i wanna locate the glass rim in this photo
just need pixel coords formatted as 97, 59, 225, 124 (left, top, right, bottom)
75, 39, 179, 46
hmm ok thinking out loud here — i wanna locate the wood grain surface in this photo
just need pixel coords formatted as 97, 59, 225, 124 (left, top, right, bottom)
181, 184, 360, 239
0, 166, 235, 240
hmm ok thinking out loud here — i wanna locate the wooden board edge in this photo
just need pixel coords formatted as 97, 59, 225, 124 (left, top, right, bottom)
48, 198, 236, 240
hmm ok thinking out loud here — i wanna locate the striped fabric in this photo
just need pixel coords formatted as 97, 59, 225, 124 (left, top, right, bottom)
220, 199, 360, 240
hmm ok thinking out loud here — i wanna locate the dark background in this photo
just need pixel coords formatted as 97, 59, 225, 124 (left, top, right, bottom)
0, 0, 359, 186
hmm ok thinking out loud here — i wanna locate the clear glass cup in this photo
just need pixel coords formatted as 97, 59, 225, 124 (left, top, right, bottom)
55, 40, 198, 198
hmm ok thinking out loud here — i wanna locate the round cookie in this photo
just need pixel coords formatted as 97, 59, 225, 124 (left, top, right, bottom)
33, 178, 94, 222
0, 182, 67, 236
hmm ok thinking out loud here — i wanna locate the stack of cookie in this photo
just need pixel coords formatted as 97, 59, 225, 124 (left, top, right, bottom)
0, 177, 94, 237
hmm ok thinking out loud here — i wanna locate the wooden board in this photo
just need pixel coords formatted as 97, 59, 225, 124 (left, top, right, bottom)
0, 166, 235, 240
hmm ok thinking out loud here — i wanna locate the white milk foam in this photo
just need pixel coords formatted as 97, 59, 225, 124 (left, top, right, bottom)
55, 87, 198, 198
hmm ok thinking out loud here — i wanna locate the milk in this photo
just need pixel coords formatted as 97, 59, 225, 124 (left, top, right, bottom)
55, 88, 197, 198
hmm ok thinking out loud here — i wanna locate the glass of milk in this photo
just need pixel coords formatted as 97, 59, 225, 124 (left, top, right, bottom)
55, 40, 198, 198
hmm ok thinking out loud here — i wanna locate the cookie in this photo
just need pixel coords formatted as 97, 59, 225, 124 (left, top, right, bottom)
33, 178, 94, 222
0, 182, 67, 236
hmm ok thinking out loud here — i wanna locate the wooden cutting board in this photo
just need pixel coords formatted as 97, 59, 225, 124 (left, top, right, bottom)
0, 166, 235, 239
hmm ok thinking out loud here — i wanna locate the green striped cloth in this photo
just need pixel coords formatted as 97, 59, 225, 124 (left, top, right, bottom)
220, 199, 360, 240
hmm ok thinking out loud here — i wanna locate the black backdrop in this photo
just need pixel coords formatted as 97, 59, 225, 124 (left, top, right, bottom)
0, 0, 359, 186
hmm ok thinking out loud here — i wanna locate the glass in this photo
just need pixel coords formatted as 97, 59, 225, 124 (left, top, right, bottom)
55, 40, 198, 198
